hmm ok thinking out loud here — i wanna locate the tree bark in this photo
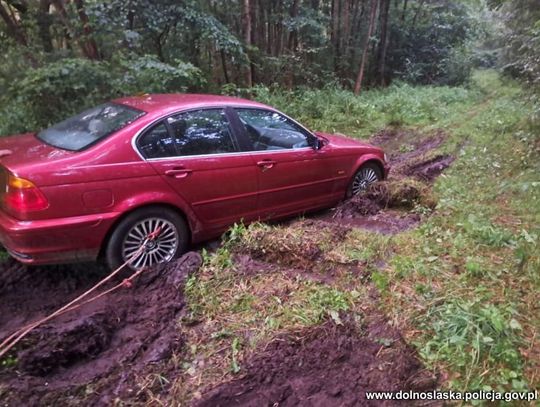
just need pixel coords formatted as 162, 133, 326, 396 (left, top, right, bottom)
287, 0, 299, 51
411, 0, 425, 29
0, 2, 27, 46
354, 0, 379, 95
377, 0, 391, 85
36, 0, 53, 52
401, 0, 408, 21
73, 0, 99, 59
242, 0, 253, 87
220, 49, 230, 83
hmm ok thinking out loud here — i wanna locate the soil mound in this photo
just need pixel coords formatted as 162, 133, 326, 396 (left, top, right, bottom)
0, 252, 202, 405
197, 315, 437, 406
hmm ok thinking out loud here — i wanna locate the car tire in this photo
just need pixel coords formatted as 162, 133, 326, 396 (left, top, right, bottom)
347, 162, 383, 198
105, 207, 189, 271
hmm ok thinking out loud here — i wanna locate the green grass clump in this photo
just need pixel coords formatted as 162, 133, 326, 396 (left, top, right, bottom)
367, 178, 438, 209
420, 300, 526, 392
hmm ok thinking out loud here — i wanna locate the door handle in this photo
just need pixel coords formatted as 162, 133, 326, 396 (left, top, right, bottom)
256, 160, 276, 171
165, 168, 193, 178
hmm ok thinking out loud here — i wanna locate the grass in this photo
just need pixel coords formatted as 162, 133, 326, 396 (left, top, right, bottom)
252, 79, 483, 139
376, 71, 539, 394
164, 69, 539, 404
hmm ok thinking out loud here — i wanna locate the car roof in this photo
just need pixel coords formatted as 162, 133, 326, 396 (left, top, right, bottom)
113, 93, 272, 114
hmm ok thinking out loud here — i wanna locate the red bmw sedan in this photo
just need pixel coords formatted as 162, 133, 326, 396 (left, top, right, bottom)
0, 94, 388, 270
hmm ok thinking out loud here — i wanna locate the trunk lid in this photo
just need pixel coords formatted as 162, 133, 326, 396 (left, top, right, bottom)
0, 133, 72, 174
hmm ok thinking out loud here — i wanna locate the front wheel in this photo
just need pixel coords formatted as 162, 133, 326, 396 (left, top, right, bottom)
347, 163, 383, 197
105, 207, 189, 271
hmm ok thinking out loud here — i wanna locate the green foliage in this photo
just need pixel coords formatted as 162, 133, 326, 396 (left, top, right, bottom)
7, 58, 114, 132
421, 300, 525, 391
390, 2, 481, 85
497, 0, 540, 87
0, 55, 203, 135
117, 54, 204, 94
251, 82, 478, 138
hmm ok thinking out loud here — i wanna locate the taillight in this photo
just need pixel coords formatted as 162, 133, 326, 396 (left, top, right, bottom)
3, 174, 49, 213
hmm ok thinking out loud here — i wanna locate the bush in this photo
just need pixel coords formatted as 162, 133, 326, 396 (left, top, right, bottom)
0, 55, 203, 135
4, 58, 116, 133
116, 55, 204, 95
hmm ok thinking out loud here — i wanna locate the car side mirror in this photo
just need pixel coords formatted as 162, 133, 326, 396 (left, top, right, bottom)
311, 137, 324, 150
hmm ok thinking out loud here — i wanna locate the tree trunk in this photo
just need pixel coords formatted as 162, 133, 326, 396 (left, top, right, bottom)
401, 0, 407, 21
0, 3, 28, 46
242, 0, 253, 87
333, 0, 342, 73
287, 0, 299, 51
411, 0, 425, 29
36, 0, 53, 52
73, 0, 99, 59
377, 0, 391, 85
354, 0, 378, 95
220, 49, 230, 83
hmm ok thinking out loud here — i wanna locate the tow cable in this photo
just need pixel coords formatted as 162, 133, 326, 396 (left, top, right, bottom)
0, 227, 163, 359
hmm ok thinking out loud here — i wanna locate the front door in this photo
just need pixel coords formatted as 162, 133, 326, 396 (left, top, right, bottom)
234, 108, 341, 218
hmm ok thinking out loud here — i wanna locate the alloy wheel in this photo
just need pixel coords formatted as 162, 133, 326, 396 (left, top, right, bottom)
121, 217, 179, 269
351, 167, 380, 195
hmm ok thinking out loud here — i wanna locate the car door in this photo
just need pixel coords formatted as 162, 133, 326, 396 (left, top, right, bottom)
234, 108, 342, 218
136, 108, 258, 230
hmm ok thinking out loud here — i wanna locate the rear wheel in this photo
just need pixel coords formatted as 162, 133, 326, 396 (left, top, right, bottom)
348, 162, 383, 197
105, 207, 188, 271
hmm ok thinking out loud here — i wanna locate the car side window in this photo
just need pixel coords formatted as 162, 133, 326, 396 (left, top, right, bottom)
235, 108, 312, 151
137, 122, 176, 159
167, 109, 236, 156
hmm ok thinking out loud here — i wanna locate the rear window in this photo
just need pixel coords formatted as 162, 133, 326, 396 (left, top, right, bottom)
36, 103, 145, 151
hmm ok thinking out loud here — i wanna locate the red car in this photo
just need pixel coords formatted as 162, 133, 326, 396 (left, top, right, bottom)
0, 94, 388, 270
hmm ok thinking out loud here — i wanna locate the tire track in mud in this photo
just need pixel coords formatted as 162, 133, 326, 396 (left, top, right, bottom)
314, 128, 455, 233
197, 313, 438, 407
0, 253, 201, 405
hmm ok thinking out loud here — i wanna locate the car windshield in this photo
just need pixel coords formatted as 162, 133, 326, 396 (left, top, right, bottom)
36, 103, 145, 151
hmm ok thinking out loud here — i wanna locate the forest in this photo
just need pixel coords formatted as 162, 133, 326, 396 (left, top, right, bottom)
0, 0, 539, 405
0, 0, 538, 134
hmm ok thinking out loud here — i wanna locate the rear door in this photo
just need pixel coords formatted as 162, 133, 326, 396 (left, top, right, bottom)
234, 108, 342, 218
136, 108, 258, 230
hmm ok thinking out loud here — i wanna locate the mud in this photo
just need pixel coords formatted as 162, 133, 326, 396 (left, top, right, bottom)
317, 128, 454, 233
371, 128, 454, 182
0, 252, 202, 406
197, 313, 438, 406
233, 252, 368, 285
324, 209, 422, 234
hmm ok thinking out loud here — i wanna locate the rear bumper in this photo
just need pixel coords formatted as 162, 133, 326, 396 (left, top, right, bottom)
0, 210, 119, 265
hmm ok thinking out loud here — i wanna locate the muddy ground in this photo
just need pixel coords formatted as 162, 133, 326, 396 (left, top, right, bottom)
0, 253, 202, 405
0, 128, 453, 406
198, 311, 437, 407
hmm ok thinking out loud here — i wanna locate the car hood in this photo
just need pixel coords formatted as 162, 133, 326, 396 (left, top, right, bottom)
0, 133, 72, 174
315, 131, 377, 149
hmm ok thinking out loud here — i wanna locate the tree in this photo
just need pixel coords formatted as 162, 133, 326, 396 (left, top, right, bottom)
354, 0, 379, 94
